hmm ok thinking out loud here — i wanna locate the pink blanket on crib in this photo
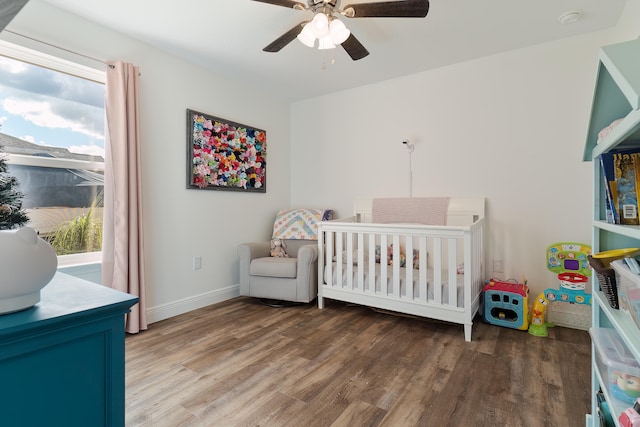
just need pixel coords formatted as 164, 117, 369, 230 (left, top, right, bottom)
372, 197, 449, 225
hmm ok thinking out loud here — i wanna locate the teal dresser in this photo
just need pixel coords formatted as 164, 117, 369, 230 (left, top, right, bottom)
0, 272, 138, 426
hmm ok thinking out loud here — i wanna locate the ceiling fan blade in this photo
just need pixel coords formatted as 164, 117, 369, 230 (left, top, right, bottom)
341, 34, 369, 61
263, 22, 306, 52
342, 0, 429, 18
251, 0, 307, 10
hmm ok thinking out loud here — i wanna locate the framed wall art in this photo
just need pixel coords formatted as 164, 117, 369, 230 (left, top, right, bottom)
186, 109, 266, 192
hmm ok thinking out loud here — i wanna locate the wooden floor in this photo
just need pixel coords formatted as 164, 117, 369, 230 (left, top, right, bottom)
125, 297, 591, 427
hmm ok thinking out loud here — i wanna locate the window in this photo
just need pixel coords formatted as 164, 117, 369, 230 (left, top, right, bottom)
0, 41, 105, 266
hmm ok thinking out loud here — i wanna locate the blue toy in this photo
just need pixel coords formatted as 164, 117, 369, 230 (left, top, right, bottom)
483, 279, 529, 330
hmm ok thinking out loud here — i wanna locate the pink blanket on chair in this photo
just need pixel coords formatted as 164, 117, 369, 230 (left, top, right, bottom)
372, 197, 450, 225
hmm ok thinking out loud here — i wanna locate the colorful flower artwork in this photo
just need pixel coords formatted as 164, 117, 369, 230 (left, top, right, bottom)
187, 109, 266, 192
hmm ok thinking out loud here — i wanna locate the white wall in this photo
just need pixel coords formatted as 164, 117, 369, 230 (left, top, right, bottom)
613, 0, 640, 41
4, 1, 292, 322
290, 1, 640, 299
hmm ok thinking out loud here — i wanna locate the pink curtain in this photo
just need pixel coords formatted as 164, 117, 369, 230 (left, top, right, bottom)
103, 61, 147, 333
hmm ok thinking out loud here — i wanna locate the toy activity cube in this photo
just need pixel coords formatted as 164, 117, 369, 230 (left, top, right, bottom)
483, 279, 529, 330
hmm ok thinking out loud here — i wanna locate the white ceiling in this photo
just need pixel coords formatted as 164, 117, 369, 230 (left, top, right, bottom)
39, 0, 628, 102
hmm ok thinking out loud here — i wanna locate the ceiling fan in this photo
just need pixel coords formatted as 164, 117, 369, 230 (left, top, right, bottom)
253, 0, 430, 61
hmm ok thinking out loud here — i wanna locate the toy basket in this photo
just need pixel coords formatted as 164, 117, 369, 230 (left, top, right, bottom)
588, 255, 619, 309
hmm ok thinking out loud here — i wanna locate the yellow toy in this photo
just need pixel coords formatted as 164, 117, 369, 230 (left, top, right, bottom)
529, 293, 550, 331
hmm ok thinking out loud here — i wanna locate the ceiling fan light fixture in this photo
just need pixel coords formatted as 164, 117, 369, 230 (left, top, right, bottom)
298, 12, 346, 50
297, 23, 316, 47
311, 12, 330, 37
257, 0, 431, 60
329, 18, 350, 44
318, 34, 336, 50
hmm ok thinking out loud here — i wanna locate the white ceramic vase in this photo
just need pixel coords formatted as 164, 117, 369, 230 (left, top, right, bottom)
0, 226, 58, 314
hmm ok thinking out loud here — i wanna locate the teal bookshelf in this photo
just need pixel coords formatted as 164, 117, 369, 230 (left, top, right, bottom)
584, 38, 640, 427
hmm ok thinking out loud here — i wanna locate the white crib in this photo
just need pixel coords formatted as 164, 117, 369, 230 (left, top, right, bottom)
317, 197, 485, 342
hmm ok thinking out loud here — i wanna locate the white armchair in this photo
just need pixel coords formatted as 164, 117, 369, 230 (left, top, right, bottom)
238, 239, 318, 303
237, 208, 333, 304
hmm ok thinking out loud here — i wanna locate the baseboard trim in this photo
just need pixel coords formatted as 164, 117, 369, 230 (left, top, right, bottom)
146, 284, 240, 324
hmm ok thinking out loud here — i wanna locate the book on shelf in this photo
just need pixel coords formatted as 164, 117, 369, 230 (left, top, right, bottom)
600, 147, 640, 224
614, 150, 640, 225
600, 153, 618, 224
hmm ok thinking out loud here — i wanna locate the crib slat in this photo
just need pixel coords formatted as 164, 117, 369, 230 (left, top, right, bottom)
326, 231, 334, 289
433, 237, 442, 303
419, 237, 427, 302
380, 234, 388, 296
357, 232, 364, 290
448, 237, 457, 307
336, 232, 343, 289
346, 232, 354, 290
392, 235, 400, 298
318, 224, 325, 304
368, 233, 376, 294
405, 236, 413, 299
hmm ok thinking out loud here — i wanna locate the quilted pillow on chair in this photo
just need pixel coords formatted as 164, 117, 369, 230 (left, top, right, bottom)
272, 209, 333, 240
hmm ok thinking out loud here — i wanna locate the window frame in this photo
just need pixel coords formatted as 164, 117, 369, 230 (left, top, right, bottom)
0, 39, 106, 267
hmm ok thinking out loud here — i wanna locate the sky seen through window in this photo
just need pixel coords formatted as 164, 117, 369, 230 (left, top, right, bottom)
0, 54, 104, 157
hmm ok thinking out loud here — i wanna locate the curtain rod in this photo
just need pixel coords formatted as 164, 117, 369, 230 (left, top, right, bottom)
4, 29, 115, 68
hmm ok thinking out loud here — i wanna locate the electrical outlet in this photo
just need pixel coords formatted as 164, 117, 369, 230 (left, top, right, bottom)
493, 259, 504, 273
193, 256, 202, 270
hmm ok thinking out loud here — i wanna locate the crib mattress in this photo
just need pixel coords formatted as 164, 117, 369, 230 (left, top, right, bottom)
323, 262, 465, 308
